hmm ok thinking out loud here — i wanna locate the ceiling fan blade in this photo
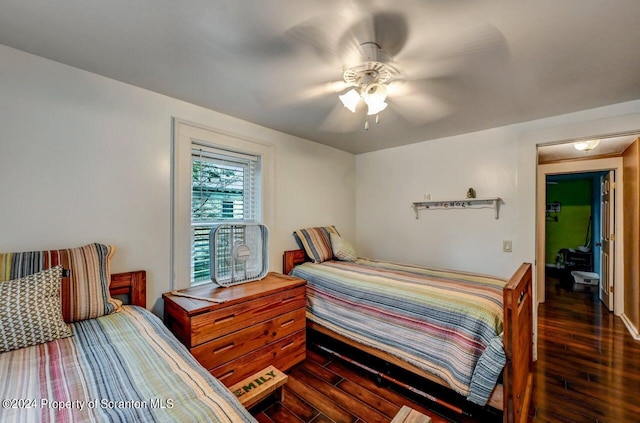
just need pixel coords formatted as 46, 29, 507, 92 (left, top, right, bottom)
388, 83, 451, 126
285, 10, 409, 67
339, 11, 409, 58
319, 102, 365, 133
401, 24, 509, 79
256, 80, 349, 108
284, 14, 353, 64
436, 24, 508, 61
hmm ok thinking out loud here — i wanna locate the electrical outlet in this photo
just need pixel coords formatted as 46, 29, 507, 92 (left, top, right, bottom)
503, 240, 512, 253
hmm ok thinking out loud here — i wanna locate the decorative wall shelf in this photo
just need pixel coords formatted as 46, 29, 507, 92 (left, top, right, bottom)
412, 197, 501, 219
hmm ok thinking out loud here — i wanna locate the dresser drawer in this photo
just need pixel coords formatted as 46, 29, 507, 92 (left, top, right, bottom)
190, 286, 305, 346
191, 308, 306, 369
211, 329, 306, 387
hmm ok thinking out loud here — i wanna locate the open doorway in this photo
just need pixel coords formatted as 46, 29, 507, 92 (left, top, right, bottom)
537, 156, 625, 315
544, 171, 613, 310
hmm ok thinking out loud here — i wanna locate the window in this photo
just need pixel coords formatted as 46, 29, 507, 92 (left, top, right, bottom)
191, 143, 261, 284
172, 119, 273, 291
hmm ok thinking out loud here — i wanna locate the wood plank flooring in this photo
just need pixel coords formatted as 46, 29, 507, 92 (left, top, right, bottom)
251, 348, 460, 423
251, 276, 640, 422
531, 277, 640, 422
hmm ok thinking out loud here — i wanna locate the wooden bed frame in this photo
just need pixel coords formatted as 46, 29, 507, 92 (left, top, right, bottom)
283, 249, 533, 423
109, 270, 147, 307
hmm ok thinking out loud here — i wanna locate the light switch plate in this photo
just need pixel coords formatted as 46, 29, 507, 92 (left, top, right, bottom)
503, 240, 512, 253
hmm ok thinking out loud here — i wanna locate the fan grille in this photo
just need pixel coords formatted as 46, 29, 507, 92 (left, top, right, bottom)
209, 223, 268, 286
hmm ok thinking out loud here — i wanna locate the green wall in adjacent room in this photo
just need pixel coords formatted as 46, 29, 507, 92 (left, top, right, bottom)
545, 179, 592, 264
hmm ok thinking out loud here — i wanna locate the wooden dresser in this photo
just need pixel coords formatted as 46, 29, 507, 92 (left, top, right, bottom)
162, 272, 306, 387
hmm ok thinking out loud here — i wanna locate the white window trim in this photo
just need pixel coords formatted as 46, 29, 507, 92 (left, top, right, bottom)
171, 118, 274, 290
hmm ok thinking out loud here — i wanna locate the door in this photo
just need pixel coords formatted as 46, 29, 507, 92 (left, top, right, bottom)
600, 171, 615, 311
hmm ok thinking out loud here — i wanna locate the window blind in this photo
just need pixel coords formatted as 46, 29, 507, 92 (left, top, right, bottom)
190, 141, 261, 284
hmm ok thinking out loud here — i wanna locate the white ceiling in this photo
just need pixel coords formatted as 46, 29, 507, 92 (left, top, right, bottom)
1, 0, 640, 154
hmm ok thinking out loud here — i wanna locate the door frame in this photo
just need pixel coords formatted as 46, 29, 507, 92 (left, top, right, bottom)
600, 171, 615, 311
537, 157, 624, 315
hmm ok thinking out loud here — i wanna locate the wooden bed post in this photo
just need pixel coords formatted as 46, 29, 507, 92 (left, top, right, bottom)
502, 263, 533, 423
110, 270, 147, 308
283, 249, 306, 275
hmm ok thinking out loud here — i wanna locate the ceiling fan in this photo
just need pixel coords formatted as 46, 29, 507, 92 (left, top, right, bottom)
271, 10, 509, 133
336, 41, 401, 129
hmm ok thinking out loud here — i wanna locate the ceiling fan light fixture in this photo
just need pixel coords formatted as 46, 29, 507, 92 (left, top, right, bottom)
573, 139, 600, 152
367, 100, 388, 115
363, 82, 387, 104
338, 44, 398, 124
363, 82, 389, 115
339, 88, 361, 113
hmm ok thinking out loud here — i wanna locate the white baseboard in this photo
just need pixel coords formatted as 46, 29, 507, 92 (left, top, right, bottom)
620, 313, 640, 341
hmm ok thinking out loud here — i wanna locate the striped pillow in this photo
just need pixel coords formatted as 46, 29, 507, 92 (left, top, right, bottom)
330, 233, 357, 262
0, 243, 121, 322
293, 226, 340, 263
0, 266, 72, 352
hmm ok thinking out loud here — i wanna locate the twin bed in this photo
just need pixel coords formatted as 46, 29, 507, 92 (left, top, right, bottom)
284, 233, 533, 423
0, 244, 256, 423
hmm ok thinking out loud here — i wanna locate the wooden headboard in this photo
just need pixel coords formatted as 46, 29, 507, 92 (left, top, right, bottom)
109, 270, 147, 307
283, 249, 308, 275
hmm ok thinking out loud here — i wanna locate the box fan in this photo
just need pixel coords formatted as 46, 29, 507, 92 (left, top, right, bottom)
209, 223, 269, 286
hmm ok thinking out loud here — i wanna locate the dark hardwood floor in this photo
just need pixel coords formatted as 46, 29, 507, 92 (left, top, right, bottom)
250, 347, 465, 423
251, 276, 640, 422
531, 277, 640, 422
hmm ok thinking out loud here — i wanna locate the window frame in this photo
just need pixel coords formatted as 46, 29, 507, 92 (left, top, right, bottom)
172, 118, 273, 290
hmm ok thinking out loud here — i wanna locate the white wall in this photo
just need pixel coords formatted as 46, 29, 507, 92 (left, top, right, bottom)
0, 45, 355, 315
356, 102, 640, 280
356, 128, 519, 277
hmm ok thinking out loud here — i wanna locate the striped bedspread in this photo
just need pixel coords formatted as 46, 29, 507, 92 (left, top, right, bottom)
291, 259, 507, 406
0, 306, 256, 423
